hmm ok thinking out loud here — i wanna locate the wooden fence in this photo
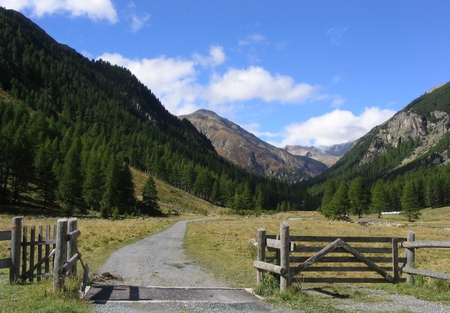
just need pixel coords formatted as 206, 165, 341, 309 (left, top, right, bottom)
1, 217, 88, 292
254, 222, 450, 292
400, 230, 450, 284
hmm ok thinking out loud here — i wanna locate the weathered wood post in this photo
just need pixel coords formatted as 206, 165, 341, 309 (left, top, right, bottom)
256, 228, 266, 285
280, 222, 290, 292
392, 238, 400, 283
67, 218, 78, 276
10, 217, 22, 283
406, 230, 416, 285
53, 218, 68, 291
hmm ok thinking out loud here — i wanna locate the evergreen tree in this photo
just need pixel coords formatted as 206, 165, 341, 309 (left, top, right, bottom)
101, 155, 121, 218
327, 181, 350, 221
348, 177, 371, 218
56, 138, 83, 215
401, 180, 422, 222
34, 138, 57, 208
117, 162, 136, 214
82, 148, 104, 211
319, 179, 337, 217
371, 179, 390, 218
141, 175, 160, 216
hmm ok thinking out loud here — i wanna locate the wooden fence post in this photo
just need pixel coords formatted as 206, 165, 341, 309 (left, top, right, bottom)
280, 222, 290, 292
10, 217, 22, 283
67, 218, 78, 276
392, 238, 400, 283
406, 230, 416, 285
53, 218, 68, 291
256, 228, 266, 285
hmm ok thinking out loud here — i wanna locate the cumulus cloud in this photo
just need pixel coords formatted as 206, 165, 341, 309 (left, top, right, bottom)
0, 0, 117, 23
276, 107, 396, 147
206, 66, 320, 105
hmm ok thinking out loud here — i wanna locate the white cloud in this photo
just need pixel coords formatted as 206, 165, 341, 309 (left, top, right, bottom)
130, 12, 150, 32
192, 46, 226, 68
276, 107, 396, 147
206, 66, 320, 105
127, 1, 150, 32
239, 34, 266, 46
0, 0, 117, 23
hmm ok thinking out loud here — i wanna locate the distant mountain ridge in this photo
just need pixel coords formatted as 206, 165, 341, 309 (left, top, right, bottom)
179, 109, 328, 183
285, 142, 352, 167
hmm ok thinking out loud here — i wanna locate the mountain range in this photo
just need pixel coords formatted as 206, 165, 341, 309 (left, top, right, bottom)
179, 109, 351, 183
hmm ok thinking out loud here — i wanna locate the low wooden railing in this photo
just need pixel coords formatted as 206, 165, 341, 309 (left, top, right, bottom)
401, 230, 450, 284
1, 217, 88, 292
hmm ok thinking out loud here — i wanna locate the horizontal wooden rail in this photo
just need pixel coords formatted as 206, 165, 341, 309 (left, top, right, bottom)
299, 266, 393, 272
290, 256, 406, 263
290, 235, 404, 243
0, 230, 11, 241
298, 277, 405, 284
292, 246, 393, 254
401, 241, 450, 249
62, 253, 80, 274
0, 258, 12, 269
22, 240, 56, 246
401, 267, 450, 280
66, 229, 81, 241
253, 260, 286, 275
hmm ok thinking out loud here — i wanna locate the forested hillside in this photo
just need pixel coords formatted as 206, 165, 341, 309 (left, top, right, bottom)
305, 82, 450, 220
0, 8, 309, 216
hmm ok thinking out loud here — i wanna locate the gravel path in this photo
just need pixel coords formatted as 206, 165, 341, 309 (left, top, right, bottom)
90, 220, 302, 313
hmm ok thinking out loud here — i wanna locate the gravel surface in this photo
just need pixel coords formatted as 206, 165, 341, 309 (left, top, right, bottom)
89, 219, 450, 313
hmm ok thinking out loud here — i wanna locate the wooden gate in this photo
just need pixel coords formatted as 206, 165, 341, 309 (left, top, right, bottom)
254, 222, 407, 291
1, 217, 87, 292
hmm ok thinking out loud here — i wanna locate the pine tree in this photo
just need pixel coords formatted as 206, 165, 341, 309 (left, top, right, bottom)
34, 138, 57, 208
118, 162, 136, 214
56, 138, 83, 216
101, 155, 121, 218
82, 148, 104, 211
348, 177, 371, 218
320, 179, 337, 218
328, 181, 350, 221
401, 180, 421, 222
371, 179, 390, 218
141, 175, 160, 216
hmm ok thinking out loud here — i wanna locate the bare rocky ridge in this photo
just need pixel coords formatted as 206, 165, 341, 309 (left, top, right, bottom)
359, 109, 450, 167
179, 109, 328, 183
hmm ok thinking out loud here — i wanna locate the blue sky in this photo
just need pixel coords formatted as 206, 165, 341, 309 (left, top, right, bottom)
2, 1, 450, 147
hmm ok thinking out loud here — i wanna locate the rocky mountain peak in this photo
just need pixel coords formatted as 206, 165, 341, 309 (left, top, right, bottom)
179, 109, 328, 183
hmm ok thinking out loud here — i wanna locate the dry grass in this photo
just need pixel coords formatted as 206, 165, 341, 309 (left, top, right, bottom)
184, 208, 450, 288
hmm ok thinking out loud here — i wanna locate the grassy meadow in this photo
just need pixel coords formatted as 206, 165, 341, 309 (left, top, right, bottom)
1, 172, 450, 312
184, 209, 450, 311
